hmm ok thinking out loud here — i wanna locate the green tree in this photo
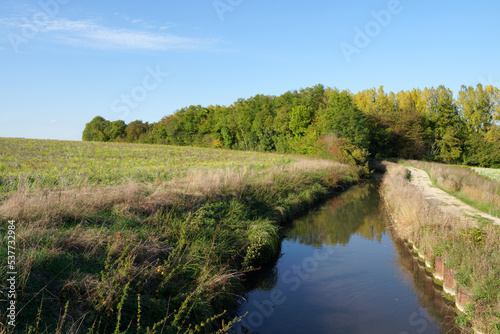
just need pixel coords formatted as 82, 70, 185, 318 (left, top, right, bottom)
428, 86, 465, 163
82, 116, 111, 142
289, 105, 313, 137
458, 84, 500, 133
126, 120, 149, 142
323, 90, 369, 150
105, 120, 127, 141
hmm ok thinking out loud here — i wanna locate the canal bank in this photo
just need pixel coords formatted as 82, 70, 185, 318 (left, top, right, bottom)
382, 162, 500, 333
233, 179, 461, 333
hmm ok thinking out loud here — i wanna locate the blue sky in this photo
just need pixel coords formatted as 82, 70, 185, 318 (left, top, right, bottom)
1, 0, 499, 141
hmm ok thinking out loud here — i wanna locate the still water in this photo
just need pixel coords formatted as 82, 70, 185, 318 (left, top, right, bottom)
234, 180, 461, 334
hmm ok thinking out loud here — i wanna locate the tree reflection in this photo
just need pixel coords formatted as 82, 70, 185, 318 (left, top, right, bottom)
286, 182, 386, 247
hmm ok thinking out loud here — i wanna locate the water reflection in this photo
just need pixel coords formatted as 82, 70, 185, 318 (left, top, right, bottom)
235, 180, 462, 334
391, 235, 463, 333
286, 182, 386, 247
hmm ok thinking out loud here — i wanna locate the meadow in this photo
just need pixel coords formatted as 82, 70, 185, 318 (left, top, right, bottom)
0, 138, 360, 333
0, 138, 293, 193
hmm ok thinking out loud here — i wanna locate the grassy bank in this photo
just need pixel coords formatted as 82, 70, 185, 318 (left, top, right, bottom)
381, 162, 500, 332
0, 138, 360, 333
401, 160, 500, 219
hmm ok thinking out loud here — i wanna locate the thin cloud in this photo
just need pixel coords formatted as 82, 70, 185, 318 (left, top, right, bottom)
49, 120, 57, 123
126, 17, 176, 30
159, 22, 177, 31
0, 17, 218, 51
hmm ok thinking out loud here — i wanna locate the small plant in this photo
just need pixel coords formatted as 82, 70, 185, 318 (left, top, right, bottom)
459, 227, 486, 246
94, 245, 137, 313
455, 314, 471, 327
433, 242, 444, 257
55, 301, 70, 334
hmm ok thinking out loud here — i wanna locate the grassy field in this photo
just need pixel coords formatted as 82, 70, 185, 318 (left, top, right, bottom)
471, 167, 500, 182
0, 138, 360, 333
382, 162, 500, 332
0, 138, 294, 193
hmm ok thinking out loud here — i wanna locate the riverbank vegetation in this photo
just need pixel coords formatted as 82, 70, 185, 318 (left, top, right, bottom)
382, 162, 500, 332
402, 160, 500, 219
83, 83, 500, 168
0, 138, 360, 333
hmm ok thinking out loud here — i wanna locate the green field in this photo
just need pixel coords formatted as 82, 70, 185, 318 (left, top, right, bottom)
471, 166, 500, 182
0, 138, 293, 193
0, 138, 359, 333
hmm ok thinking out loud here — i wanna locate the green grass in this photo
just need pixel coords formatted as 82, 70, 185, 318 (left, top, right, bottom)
465, 214, 494, 227
0, 138, 360, 333
470, 167, 500, 182
0, 138, 294, 193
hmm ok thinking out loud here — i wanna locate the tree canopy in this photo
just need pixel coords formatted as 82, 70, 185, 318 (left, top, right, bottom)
83, 83, 500, 168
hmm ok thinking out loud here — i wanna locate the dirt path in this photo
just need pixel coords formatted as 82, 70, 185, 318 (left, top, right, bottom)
407, 167, 500, 226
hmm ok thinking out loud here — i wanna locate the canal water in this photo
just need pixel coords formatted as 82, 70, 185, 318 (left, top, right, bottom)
234, 180, 461, 334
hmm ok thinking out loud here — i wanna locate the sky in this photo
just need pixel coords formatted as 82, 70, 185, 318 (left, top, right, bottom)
1, 0, 499, 141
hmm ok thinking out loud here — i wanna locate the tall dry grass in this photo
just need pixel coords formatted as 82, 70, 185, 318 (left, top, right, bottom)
404, 160, 500, 218
0, 158, 345, 225
0, 159, 333, 249
382, 162, 500, 332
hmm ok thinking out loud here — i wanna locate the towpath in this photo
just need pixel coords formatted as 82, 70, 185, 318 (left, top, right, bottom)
406, 166, 500, 226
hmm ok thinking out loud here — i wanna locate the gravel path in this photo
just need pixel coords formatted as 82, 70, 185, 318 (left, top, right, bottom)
407, 166, 500, 226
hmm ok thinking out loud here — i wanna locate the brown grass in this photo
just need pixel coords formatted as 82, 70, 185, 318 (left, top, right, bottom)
0, 158, 342, 226
381, 163, 463, 241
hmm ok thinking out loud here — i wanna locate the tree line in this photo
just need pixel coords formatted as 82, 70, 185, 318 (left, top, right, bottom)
83, 84, 500, 167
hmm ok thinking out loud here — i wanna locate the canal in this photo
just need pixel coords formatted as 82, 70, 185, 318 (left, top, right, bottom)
233, 180, 461, 334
